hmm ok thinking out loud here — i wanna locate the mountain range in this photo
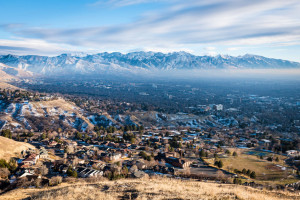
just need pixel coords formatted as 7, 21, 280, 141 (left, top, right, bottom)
0, 51, 299, 77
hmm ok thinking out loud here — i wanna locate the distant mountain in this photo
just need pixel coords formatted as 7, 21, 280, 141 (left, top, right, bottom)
0, 52, 299, 76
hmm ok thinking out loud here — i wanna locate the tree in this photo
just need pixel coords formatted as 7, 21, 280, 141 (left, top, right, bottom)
1, 129, 12, 138
267, 157, 273, 162
75, 132, 82, 140
41, 133, 46, 140
38, 165, 49, 176
217, 160, 223, 168
233, 177, 242, 185
199, 149, 206, 158
233, 151, 238, 157
225, 149, 231, 155
122, 166, 129, 176
246, 169, 251, 176
242, 168, 247, 174
130, 137, 136, 144
250, 171, 256, 179
8, 158, 17, 172
67, 166, 78, 178
275, 157, 279, 162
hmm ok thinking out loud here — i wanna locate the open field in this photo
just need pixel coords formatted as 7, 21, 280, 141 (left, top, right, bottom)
205, 148, 299, 186
1, 177, 300, 200
0, 136, 35, 160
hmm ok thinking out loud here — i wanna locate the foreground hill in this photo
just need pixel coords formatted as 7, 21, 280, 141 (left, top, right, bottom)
0, 177, 298, 200
0, 52, 299, 76
0, 136, 34, 160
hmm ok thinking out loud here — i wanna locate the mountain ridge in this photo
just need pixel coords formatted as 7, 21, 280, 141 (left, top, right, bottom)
0, 52, 299, 76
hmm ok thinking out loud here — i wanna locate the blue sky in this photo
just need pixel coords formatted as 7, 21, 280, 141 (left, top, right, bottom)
0, 0, 300, 62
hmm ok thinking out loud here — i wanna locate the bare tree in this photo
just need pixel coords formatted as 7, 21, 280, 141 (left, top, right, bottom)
37, 165, 49, 176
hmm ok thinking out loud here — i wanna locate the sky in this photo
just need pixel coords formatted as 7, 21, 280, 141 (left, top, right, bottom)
0, 0, 300, 62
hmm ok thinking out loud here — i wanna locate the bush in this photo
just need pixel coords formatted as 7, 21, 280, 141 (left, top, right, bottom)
34, 178, 42, 188
233, 177, 242, 185
225, 150, 231, 155
50, 176, 62, 186
267, 157, 273, 162
233, 152, 238, 157
0, 168, 10, 179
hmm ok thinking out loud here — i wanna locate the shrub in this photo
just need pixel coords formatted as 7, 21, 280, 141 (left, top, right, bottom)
225, 150, 231, 155
0, 168, 10, 179
267, 157, 273, 162
50, 176, 62, 186
233, 177, 242, 185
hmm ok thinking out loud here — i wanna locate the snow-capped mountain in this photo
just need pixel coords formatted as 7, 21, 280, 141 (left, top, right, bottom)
0, 52, 299, 76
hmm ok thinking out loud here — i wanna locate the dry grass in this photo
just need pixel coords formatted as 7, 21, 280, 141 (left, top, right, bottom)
0, 136, 35, 160
1, 177, 299, 200
0, 82, 21, 90
205, 148, 298, 185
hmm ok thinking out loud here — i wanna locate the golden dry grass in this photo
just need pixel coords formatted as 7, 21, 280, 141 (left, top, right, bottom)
205, 148, 298, 185
1, 177, 299, 200
0, 136, 35, 160
0, 82, 21, 90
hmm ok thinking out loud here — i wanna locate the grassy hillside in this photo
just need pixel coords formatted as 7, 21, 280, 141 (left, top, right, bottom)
204, 148, 299, 186
0, 136, 35, 160
0, 177, 299, 200
0, 82, 21, 90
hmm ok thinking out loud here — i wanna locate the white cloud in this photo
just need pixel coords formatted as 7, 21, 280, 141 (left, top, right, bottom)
204, 47, 216, 51
227, 47, 238, 51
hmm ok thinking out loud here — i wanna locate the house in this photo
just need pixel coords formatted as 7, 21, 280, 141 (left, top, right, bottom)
19, 169, 36, 178
77, 167, 103, 178
286, 150, 300, 157
22, 154, 39, 165
165, 157, 191, 169
39, 148, 49, 159
48, 141, 58, 146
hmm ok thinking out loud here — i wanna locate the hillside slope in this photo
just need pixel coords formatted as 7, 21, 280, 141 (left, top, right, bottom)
0, 177, 298, 200
0, 136, 35, 160
0, 98, 94, 132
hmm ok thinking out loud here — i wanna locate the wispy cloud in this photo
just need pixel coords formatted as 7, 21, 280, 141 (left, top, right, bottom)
1, 0, 300, 56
